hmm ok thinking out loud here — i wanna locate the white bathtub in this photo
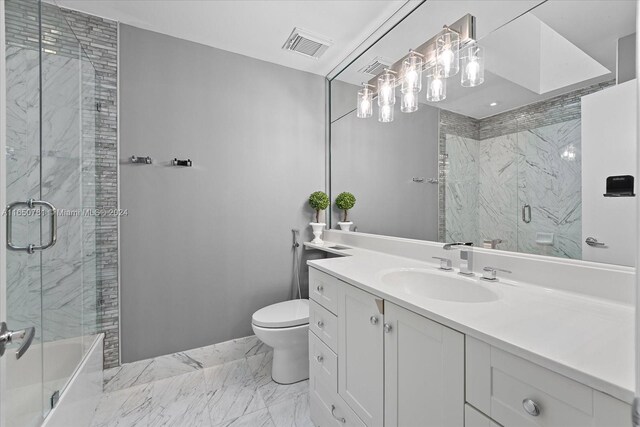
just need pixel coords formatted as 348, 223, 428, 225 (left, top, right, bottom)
5, 334, 104, 427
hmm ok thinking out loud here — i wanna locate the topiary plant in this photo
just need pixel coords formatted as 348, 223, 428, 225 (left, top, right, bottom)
335, 192, 356, 222
308, 191, 330, 223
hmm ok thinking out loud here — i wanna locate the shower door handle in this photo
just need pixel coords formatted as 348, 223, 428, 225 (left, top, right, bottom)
0, 322, 35, 360
522, 204, 531, 223
6, 199, 57, 254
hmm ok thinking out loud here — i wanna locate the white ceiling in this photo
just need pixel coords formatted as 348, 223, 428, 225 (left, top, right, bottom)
334, 0, 637, 119
52, 0, 413, 76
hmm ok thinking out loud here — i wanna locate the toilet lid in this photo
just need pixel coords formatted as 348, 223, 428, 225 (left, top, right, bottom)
252, 299, 309, 328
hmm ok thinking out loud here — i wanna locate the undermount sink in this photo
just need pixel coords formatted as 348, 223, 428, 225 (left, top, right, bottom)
380, 269, 500, 303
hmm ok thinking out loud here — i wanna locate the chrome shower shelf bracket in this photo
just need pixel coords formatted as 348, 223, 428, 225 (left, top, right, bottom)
131, 156, 152, 164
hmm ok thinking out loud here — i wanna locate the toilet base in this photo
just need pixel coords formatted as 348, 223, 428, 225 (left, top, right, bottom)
272, 345, 309, 384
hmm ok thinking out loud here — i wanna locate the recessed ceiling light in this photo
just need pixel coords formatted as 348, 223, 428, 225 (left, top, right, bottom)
489, 102, 498, 107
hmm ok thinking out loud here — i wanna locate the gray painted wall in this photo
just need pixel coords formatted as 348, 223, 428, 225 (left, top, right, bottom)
120, 25, 326, 362
331, 105, 439, 240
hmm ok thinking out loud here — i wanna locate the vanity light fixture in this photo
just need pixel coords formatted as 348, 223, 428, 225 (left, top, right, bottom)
436, 27, 460, 78
426, 62, 447, 102
378, 70, 397, 122
400, 51, 423, 113
379, 104, 394, 123
461, 43, 484, 87
401, 89, 419, 113
357, 14, 482, 120
401, 50, 423, 93
377, 69, 396, 107
357, 83, 374, 118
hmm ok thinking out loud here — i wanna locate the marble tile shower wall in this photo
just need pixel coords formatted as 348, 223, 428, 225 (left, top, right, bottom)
441, 80, 615, 259
4, 0, 119, 367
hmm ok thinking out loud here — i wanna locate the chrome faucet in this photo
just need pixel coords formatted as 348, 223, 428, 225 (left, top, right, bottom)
442, 242, 473, 250
481, 266, 512, 282
432, 257, 453, 271
443, 242, 474, 276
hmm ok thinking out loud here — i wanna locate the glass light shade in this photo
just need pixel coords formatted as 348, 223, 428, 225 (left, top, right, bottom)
436, 29, 460, 78
401, 89, 419, 113
377, 72, 396, 107
461, 44, 484, 87
401, 53, 423, 93
378, 103, 394, 123
426, 67, 446, 102
356, 86, 373, 118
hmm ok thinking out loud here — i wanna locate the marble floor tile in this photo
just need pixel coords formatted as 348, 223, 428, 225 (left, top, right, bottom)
146, 371, 211, 427
206, 379, 266, 425
91, 382, 153, 427
203, 358, 252, 391
213, 408, 275, 427
267, 393, 313, 427
246, 352, 273, 387
93, 337, 311, 427
258, 379, 310, 408
247, 352, 309, 407
105, 352, 202, 392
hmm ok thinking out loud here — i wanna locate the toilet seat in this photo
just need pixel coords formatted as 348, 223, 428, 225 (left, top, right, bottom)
252, 299, 309, 328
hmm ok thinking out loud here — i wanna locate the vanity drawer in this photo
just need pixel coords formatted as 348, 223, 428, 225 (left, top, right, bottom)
309, 331, 338, 391
310, 370, 366, 427
466, 336, 630, 427
309, 268, 340, 314
309, 299, 338, 352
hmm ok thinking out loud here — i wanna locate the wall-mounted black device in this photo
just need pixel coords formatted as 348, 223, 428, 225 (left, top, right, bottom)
603, 175, 635, 197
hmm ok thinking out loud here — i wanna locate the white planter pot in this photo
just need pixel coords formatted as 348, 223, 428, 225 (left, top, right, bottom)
310, 222, 326, 244
338, 221, 353, 231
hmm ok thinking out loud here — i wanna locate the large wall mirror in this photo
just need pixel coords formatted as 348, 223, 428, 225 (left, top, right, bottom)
330, 0, 637, 267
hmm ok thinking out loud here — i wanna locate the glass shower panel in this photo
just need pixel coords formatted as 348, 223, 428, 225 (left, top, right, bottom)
4, 0, 45, 425
3, 0, 99, 424
39, 2, 99, 408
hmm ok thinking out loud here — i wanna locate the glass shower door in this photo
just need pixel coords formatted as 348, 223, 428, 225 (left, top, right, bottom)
3, 1, 45, 425
2, 0, 99, 425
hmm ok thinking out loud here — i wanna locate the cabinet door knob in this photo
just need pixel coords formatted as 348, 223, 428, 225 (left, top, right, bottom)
317, 320, 324, 328
370, 316, 379, 325
316, 285, 324, 292
331, 405, 346, 423
522, 399, 541, 416
316, 355, 324, 363
383, 323, 393, 333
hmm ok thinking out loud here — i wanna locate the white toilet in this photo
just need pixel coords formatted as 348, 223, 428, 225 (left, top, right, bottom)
252, 299, 309, 384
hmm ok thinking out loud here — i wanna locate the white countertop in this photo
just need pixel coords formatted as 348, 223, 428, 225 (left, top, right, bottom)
306, 241, 635, 404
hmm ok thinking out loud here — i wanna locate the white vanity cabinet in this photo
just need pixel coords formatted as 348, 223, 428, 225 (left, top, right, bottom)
309, 267, 465, 427
308, 267, 630, 427
465, 336, 630, 427
337, 282, 384, 427
384, 301, 464, 427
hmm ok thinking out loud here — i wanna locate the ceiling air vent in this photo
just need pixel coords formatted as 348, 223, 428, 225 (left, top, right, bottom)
359, 57, 392, 76
282, 27, 332, 59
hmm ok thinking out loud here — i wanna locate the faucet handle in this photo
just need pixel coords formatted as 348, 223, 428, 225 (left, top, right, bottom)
432, 257, 453, 271
482, 266, 512, 281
